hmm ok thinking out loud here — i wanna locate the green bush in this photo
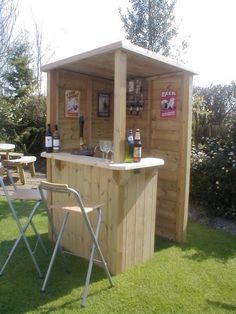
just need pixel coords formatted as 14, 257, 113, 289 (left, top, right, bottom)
190, 124, 236, 219
0, 95, 46, 155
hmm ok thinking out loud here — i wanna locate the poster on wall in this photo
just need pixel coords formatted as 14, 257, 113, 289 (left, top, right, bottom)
97, 92, 110, 117
160, 90, 177, 118
65, 90, 80, 118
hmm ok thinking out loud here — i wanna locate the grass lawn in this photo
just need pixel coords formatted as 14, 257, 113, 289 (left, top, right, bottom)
0, 197, 236, 314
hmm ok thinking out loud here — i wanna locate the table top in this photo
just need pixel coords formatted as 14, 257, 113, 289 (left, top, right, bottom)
0, 143, 15, 151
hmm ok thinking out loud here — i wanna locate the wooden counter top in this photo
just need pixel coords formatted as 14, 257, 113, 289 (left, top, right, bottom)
41, 152, 164, 170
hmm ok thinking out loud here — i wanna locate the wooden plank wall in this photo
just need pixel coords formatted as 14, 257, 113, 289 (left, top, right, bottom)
49, 69, 193, 243
148, 73, 193, 242
55, 70, 114, 151
125, 72, 193, 242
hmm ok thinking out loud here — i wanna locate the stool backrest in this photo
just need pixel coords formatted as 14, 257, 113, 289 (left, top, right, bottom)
38, 181, 85, 215
39, 181, 70, 193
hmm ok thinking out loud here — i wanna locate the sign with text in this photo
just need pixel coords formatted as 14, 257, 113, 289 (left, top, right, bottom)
160, 91, 177, 118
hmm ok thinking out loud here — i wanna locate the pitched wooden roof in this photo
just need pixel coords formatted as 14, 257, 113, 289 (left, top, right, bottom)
41, 40, 197, 79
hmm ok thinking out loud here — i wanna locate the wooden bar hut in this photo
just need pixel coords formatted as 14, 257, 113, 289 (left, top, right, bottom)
41, 40, 196, 274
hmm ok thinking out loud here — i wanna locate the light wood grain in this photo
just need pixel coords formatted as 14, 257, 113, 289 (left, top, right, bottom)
113, 50, 127, 162
46, 158, 158, 274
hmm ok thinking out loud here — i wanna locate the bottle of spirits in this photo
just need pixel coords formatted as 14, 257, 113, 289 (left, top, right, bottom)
45, 124, 53, 153
53, 124, 60, 152
133, 128, 142, 162
124, 129, 134, 162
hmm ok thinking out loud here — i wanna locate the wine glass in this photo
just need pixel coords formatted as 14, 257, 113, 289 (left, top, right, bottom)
99, 140, 113, 162
99, 140, 106, 159
110, 142, 114, 162
104, 140, 111, 162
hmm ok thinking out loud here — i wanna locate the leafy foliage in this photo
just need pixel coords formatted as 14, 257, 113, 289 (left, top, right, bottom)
191, 82, 236, 219
194, 82, 236, 126
0, 37, 46, 156
0, 95, 46, 154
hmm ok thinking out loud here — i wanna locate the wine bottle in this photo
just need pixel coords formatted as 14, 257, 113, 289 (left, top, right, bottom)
45, 124, 53, 153
124, 129, 134, 162
53, 124, 60, 152
133, 129, 142, 162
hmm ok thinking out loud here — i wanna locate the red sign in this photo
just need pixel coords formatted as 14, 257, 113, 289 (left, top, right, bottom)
160, 91, 177, 118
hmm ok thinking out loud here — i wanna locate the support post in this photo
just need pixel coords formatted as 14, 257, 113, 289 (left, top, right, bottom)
47, 71, 58, 126
113, 50, 127, 163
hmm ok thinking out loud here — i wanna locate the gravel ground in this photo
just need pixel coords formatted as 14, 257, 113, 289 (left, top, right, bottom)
189, 203, 236, 236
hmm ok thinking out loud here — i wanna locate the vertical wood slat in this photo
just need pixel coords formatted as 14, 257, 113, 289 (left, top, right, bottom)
125, 172, 137, 269
176, 73, 193, 242
113, 50, 127, 162
86, 77, 93, 148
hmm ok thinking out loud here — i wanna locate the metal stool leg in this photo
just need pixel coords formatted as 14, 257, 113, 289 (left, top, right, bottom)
47, 209, 69, 273
81, 207, 102, 307
81, 207, 113, 307
41, 212, 69, 292
83, 208, 113, 286
0, 200, 44, 278
30, 221, 48, 255
0, 232, 22, 276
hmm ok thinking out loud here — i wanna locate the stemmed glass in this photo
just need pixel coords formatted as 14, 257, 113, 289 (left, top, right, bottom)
104, 140, 113, 162
99, 140, 106, 159
99, 140, 113, 162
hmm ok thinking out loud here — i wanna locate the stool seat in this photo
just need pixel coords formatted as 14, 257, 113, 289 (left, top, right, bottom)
50, 201, 104, 214
2, 156, 37, 184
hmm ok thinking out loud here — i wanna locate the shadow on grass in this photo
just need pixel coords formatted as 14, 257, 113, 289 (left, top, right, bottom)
0, 197, 48, 220
154, 220, 236, 263
0, 233, 111, 313
206, 300, 236, 311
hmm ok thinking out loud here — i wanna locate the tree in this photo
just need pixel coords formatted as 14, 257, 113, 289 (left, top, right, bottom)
119, 0, 187, 58
194, 82, 236, 126
3, 36, 36, 100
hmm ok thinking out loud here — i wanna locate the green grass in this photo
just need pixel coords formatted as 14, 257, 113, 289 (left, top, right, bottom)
0, 197, 236, 314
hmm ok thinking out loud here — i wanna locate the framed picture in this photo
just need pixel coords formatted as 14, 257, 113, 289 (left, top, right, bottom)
97, 92, 110, 117
65, 90, 80, 118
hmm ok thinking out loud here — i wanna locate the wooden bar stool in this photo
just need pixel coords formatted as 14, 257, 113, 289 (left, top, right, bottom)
2, 156, 37, 184
38, 181, 114, 307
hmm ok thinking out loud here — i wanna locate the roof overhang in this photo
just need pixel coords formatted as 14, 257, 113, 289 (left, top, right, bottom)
41, 40, 198, 79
